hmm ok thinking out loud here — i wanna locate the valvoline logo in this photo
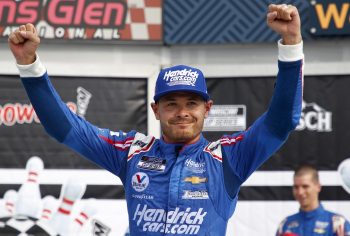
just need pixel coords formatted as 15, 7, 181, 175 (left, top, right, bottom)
132, 172, 149, 192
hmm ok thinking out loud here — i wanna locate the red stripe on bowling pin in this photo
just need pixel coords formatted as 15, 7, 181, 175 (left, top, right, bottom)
40, 195, 56, 221
15, 156, 44, 218
3, 190, 17, 216
5, 203, 14, 213
57, 197, 75, 215
27, 171, 39, 183
75, 218, 83, 226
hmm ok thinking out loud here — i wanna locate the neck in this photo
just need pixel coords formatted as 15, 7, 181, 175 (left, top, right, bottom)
301, 201, 319, 212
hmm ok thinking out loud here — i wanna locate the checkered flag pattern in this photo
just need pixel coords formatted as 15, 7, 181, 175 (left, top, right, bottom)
0, 217, 52, 235
119, 0, 162, 40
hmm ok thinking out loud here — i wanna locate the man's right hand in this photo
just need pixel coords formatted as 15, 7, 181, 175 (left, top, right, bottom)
8, 23, 40, 65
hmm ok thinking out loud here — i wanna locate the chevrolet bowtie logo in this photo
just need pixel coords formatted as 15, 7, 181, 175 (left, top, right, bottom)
184, 176, 207, 184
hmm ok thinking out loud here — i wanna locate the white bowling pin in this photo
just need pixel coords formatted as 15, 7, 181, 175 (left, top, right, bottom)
338, 158, 350, 194
0, 189, 18, 217
71, 198, 98, 235
48, 177, 86, 236
15, 156, 44, 219
40, 195, 57, 221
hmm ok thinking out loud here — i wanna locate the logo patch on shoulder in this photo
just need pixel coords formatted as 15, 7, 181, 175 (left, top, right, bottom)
133, 140, 148, 148
137, 156, 166, 172
287, 221, 299, 229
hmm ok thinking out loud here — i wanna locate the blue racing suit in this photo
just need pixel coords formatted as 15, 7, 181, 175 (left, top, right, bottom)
17, 41, 303, 235
276, 204, 350, 236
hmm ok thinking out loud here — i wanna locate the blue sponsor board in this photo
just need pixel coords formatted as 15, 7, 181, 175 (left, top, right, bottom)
309, 0, 350, 35
163, 0, 311, 44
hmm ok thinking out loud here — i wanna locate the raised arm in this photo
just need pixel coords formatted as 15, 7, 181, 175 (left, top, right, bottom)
8, 24, 131, 178
221, 4, 304, 197
265, 4, 304, 138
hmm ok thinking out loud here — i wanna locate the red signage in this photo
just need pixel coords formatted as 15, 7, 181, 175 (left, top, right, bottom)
0, 0, 162, 42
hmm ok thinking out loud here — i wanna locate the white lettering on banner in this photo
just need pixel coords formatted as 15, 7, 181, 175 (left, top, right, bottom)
133, 204, 207, 234
0, 102, 76, 126
163, 69, 199, 87
203, 105, 246, 132
296, 100, 332, 132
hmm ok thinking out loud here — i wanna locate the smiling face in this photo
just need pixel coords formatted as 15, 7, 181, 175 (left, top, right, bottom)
293, 173, 321, 212
151, 92, 213, 145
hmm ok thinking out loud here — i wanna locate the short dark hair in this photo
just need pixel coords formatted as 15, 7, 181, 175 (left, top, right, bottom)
294, 163, 319, 183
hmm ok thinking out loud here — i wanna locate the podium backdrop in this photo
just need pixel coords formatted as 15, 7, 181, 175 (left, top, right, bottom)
1, 74, 350, 235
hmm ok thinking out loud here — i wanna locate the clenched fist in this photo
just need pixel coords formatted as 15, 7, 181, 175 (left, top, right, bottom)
267, 4, 302, 45
8, 23, 40, 65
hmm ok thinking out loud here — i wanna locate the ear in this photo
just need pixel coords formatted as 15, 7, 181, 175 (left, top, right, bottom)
151, 102, 160, 120
204, 100, 213, 118
317, 183, 322, 193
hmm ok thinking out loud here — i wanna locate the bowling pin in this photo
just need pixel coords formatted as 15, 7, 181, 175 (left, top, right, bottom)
71, 198, 98, 235
0, 190, 17, 217
26, 195, 58, 236
15, 156, 44, 219
40, 195, 57, 221
48, 177, 86, 236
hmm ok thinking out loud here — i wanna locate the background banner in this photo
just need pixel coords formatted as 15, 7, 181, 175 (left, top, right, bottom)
309, 0, 350, 36
163, 0, 312, 44
0, 75, 147, 168
0, 0, 162, 43
2, 0, 349, 44
204, 74, 350, 203
206, 75, 350, 171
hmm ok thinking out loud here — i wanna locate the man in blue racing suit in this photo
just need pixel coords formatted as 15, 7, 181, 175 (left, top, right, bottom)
9, 4, 303, 236
276, 164, 350, 236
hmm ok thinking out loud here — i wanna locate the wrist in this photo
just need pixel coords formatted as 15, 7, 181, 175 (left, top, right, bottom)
281, 34, 302, 45
278, 39, 304, 62
16, 54, 46, 78
16, 54, 36, 65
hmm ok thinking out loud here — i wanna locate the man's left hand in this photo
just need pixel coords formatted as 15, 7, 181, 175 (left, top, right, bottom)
267, 4, 302, 45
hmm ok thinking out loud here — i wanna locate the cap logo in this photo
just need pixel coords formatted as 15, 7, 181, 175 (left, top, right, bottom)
163, 69, 198, 87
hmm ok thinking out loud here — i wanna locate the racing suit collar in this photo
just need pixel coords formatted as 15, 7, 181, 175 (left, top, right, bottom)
299, 203, 324, 219
159, 134, 207, 156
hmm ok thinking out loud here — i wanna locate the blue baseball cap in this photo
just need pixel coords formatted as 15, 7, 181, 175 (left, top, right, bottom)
153, 65, 210, 102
